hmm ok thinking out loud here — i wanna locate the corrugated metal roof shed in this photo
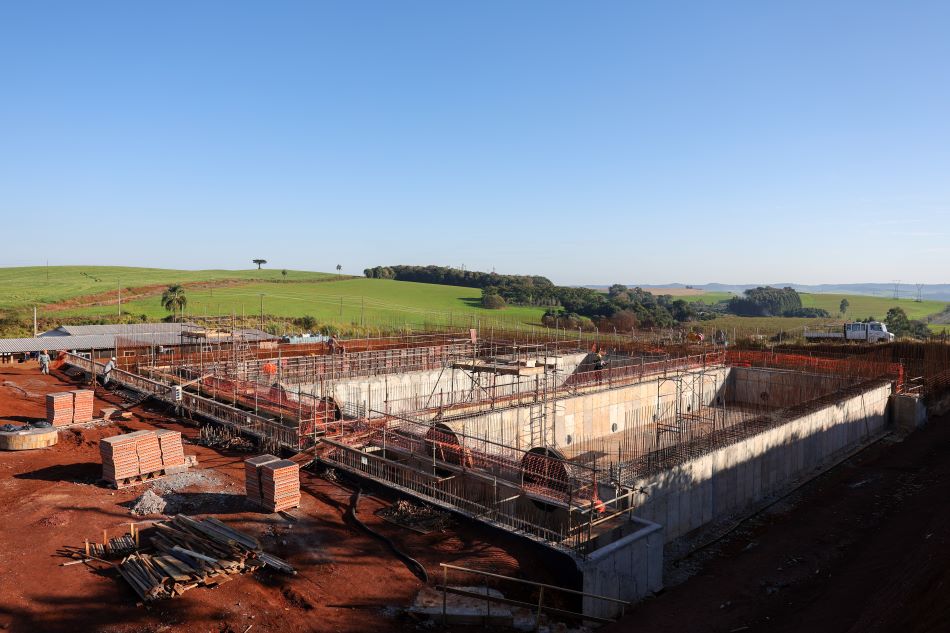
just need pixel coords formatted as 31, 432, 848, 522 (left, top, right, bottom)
0, 328, 275, 354
40, 323, 202, 337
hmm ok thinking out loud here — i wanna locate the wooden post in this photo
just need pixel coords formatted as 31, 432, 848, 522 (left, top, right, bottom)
102, 529, 107, 545
535, 585, 544, 631
84, 540, 89, 557
442, 566, 448, 626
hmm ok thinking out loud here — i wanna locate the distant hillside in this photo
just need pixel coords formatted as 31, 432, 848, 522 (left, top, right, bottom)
593, 282, 950, 302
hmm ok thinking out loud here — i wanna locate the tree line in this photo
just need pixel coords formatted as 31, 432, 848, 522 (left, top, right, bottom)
364, 265, 709, 331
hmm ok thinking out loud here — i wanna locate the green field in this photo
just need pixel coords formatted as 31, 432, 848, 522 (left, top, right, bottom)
60, 277, 546, 329
1, 266, 947, 339
675, 291, 734, 304
0, 266, 337, 310
800, 293, 945, 321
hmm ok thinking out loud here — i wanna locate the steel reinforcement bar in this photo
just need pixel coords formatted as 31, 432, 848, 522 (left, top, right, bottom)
62, 352, 301, 448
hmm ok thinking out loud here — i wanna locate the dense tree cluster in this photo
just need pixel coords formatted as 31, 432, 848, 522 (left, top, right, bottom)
783, 307, 831, 318
364, 265, 557, 305
728, 286, 805, 317
364, 266, 712, 330
885, 307, 931, 339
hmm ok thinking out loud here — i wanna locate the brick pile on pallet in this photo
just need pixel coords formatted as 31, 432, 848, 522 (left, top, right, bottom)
260, 460, 300, 512
46, 393, 74, 427
244, 454, 280, 507
101, 432, 147, 483
155, 430, 185, 468
136, 432, 163, 474
71, 389, 95, 423
100, 430, 189, 487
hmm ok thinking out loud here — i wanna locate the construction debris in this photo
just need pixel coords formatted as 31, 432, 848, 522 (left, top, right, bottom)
86, 535, 137, 558
129, 489, 168, 516
378, 500, 451, 533
115, 514, 294, 602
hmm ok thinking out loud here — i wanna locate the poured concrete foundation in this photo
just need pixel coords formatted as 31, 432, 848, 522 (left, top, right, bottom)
625, 380, 892, 541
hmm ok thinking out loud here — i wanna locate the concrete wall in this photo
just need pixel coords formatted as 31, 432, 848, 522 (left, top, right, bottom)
293, 352, 589, 415
626, 381, 892, 542
728, 366, 857, 408
432, 366, 730, 455
578, 517, 663, 619
890, 393, 927, 433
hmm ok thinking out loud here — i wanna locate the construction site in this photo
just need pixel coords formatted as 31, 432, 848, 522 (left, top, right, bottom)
1, 324, 949, 632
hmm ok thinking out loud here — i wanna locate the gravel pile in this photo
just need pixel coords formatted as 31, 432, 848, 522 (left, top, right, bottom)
151, 470, 220, 494
129, 490, 168, 516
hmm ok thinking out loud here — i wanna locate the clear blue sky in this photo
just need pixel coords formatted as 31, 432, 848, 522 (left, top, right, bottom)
2, 1, 948, 285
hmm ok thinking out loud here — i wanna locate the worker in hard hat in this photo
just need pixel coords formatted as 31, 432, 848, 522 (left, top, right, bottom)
38, 350, 51, 375
102, 356, 117, 387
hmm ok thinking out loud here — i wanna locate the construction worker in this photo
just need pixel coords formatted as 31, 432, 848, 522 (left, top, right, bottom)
102, 356, 117, 387
38, 350, 50, 375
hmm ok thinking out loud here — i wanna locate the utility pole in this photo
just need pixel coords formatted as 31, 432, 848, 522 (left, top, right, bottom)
33, 306, 37, 337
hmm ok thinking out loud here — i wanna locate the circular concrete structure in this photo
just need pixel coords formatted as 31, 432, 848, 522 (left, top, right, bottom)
0, 426, 59, 451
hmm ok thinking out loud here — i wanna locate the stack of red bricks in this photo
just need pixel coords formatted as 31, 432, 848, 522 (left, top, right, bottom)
71, 390, 95, 423
100, 431, 149, 483
45, 393, 74, 427
100, 430, 188, 487
136, 432, 163, 474
260, 459, 301, 512
244, 454, 280, 507
155, 430, 185, 468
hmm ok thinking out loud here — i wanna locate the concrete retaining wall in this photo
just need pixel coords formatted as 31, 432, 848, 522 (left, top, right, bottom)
578, 517, 663, 620
627, 381, 892, 542
891, 393, 927, 433
294, 352, 589, 415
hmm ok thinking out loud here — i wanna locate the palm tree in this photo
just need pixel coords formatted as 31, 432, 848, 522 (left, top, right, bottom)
161, 284, 187, 321
336, 264, 342, 274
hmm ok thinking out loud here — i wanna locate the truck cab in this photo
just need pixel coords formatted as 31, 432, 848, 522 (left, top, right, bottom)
845, 321, 894, 342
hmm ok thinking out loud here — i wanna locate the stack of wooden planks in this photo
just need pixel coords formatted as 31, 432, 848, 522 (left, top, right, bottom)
86, 535, 137, 558
116, 514, 294, 602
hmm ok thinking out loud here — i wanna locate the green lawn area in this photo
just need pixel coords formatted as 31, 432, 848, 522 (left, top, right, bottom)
57, 277, 547, 330
676, 291, 734, 304
800, 293, 946, 321
0, 266, 336, 310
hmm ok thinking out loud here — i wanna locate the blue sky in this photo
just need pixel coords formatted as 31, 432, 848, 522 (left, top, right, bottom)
1, 1, 948, 285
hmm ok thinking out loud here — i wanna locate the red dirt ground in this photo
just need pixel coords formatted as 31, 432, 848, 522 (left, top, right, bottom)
608, 412, 950, 633
4, 361, 949, 633
0, 363, 566, 633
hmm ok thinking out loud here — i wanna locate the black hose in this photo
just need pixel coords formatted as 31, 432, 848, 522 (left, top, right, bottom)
347, 488, 429, 583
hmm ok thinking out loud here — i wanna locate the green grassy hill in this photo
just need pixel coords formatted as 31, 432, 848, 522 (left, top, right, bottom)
800, 292, 944, 321
58, 277, 546, 329
0, 266, 336, 310
0, 266, 546, 334
1, 266, 946, 339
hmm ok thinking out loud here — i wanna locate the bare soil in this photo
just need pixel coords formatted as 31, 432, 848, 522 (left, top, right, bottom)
0, 363, 567, 633
608, 411, 950, 633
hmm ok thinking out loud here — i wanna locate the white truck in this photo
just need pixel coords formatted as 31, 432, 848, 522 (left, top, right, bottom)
804, 321, 895, 343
